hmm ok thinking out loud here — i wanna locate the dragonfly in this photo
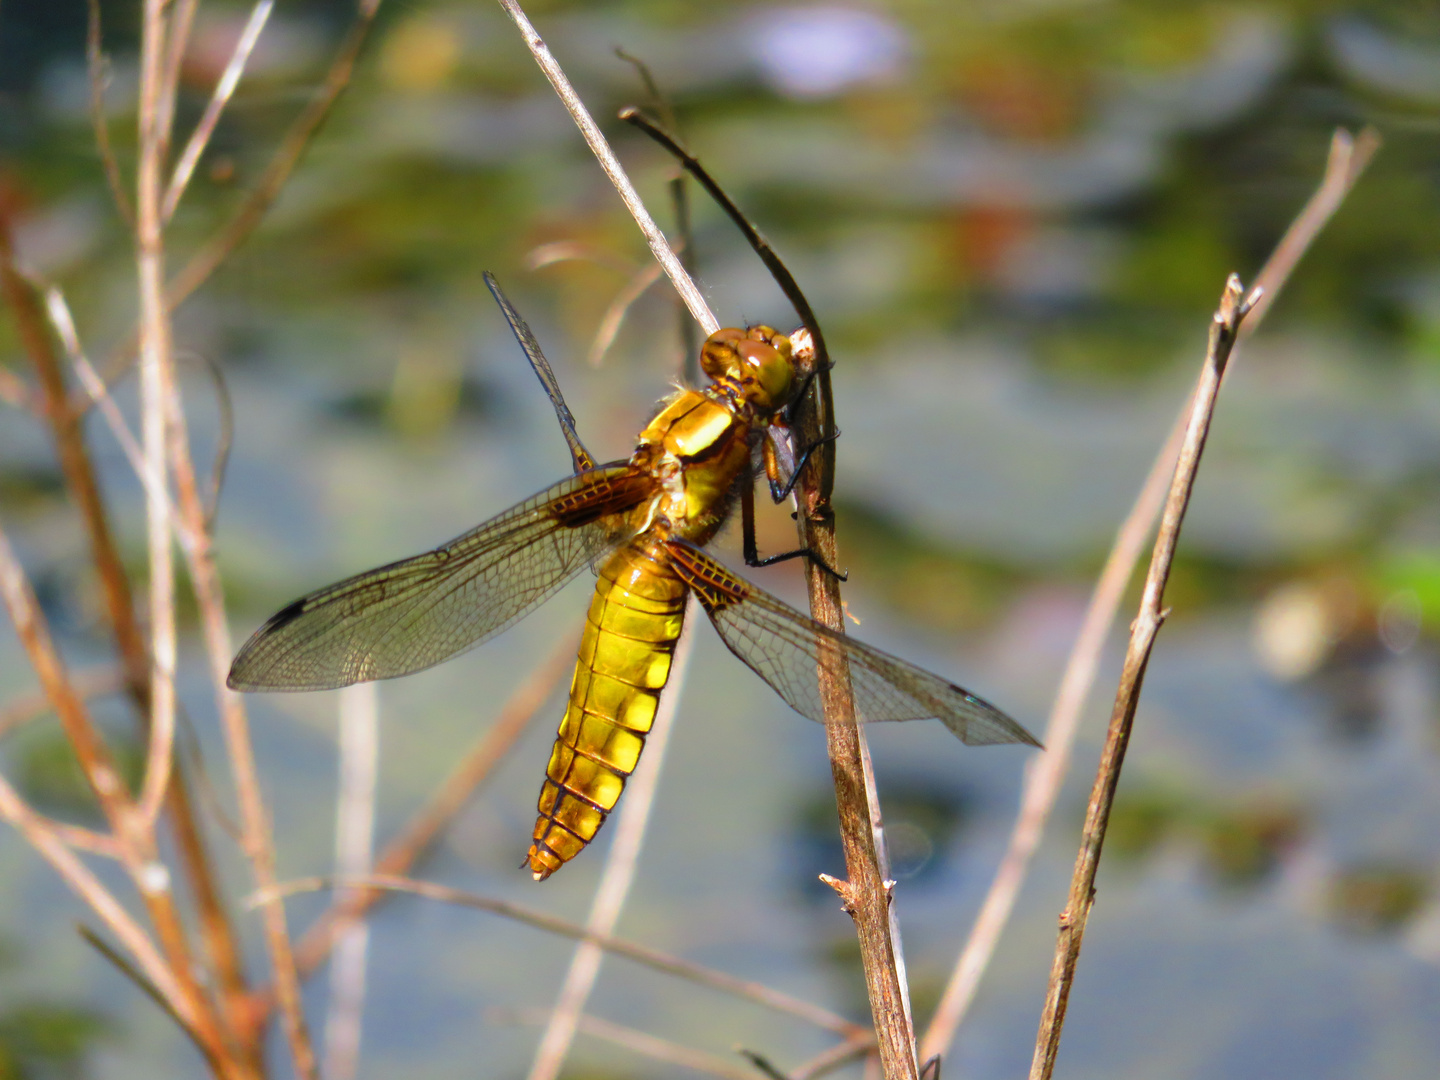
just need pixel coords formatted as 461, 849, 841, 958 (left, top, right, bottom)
228, 274, 1040, 880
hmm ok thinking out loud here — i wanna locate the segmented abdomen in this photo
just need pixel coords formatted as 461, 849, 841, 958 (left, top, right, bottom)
527, 540, 686, 880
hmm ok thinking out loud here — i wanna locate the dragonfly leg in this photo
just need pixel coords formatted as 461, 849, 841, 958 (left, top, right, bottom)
767, 428, 841, 504
741, 472, 848, 580
782, 357, 836, 427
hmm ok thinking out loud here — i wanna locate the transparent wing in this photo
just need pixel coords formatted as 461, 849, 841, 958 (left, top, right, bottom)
666, 542, 1040, 747
229, 466, 651, 691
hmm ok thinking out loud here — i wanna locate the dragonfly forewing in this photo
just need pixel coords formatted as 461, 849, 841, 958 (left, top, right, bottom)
228, 466, 652, 691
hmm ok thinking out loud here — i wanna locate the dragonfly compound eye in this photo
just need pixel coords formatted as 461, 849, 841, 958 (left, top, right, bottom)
735, 338, 796, 411
700, 327, 748, 381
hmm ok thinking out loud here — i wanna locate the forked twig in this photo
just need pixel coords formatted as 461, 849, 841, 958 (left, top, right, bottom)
0, 776, 196, 1033
919, 125, 1380, 1065
32, 237, 257, 1079
83, 0, 389, 407
527, 617, 697, 1080
257, 874, 863, 1036
1029, 277, 1259, 1080
0, 515, 224, 1066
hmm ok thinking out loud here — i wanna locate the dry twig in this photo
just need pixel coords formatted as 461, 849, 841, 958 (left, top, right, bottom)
0, 666, 128, 742
164, 0, 276, 222
504, 1009, 759, 1080
1029, 277, 1259, 1080
495, 0, 717, 335
324, 682, 380, 1080
258, 874, 863, 1037
83, 0, 389, 406
918, 125, 1380, 1065
86, 0, 133, 226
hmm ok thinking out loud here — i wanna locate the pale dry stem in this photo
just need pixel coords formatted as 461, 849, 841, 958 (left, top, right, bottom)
587, 260, 666, 367
164, 0, 276, 222
258, 874, 863, 1037
0, 772, 197, 1030
86, 0, 134, 226
496, 0, 718, 335
84, 0, 388, 405
506, 1009, 759, 1080
918, 125, 1380, 1065
324, 682, 380, 1080
1028, 278, 1258, 1080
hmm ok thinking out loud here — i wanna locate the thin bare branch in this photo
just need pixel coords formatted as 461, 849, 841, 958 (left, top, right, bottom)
164, 0, 276, 222
160, 0, 386, 321
86, 0, 133, 226
135, 0, 180, 833
587, 259, 664, 367
0, 366, 33, 411
525, 241, 638, 276
918, 432, 1177, 1064
83, 0, 388, 406
506, 1009, 759, 1080
258, 874, 863, 1037
0, 222, 153, 735
157, 0, 199, 155
1243, 127, 1380, 331
45, 288, 190, 543
919, 125, 1381, 1065
788, 1035, 876, 1080
323, 683, 379, 1080
1029, 278, 1259, 1080
0, 665, 128, 742
495, 0, 717, 335
39, 259, 258, 1078
0, 775, 199, 1036
0, 513, 232, 1070
527, 615, 696, 1080
164, 302, 321, 1080
48, 821, 126, 859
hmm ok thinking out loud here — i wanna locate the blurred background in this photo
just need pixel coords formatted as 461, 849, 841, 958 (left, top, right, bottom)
2, 1, 1440, 1078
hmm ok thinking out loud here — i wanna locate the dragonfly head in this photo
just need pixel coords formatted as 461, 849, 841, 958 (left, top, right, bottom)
700, 325, 798, 415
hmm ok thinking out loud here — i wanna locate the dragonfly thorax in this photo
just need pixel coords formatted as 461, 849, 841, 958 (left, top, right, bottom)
700, 325, 798, 416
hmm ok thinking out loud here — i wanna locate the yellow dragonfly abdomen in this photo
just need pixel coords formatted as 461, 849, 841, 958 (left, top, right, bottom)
527, 540, 686, 880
